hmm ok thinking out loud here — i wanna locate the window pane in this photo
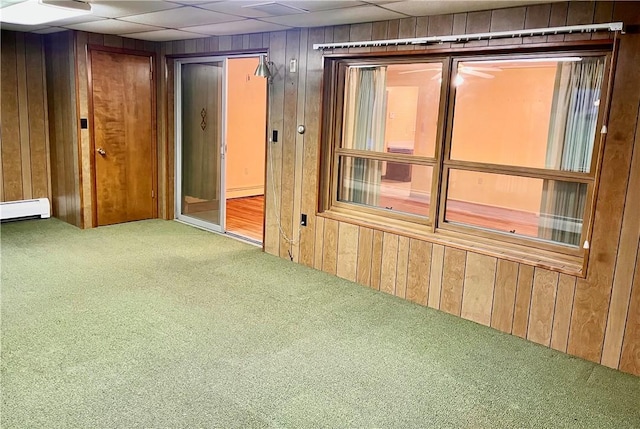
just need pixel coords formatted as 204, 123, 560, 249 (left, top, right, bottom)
450, 56, 605, 173
445, 169, 587, 247
338, 156, 433, 218
341, 63, 442, 158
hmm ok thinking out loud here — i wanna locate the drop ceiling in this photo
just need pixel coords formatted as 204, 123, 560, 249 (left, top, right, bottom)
0, 0, 560, 42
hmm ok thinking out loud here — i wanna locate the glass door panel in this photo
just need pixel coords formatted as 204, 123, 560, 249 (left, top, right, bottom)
180, 61, 224, 228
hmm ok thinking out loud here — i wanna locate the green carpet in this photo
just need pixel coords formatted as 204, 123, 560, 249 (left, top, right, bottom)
1, 218, 639, 428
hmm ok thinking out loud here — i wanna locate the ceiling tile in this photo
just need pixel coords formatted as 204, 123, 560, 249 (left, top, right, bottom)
32, 26, 67, 34
119, 6, 243, 27
168, 1, 222, 4
46, 15, 106, 26
196, 1, 288, 18
64, 19, 164, 34
0, 0, 23, 8
260, 4, 406, 27
121, 28, 207, 41
0, 22, 49, 31
361, 0, 400, 4
279, 1, 367, 12
89, 1, 182, 19
379, 1, 559, 17
182, 19, 291, 35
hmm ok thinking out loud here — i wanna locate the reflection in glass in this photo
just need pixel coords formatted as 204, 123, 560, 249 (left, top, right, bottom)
341, 63, 442, 158
450, 56, 605, 173
445, 169, 587, 247
338, 156, 433, 218
181, 62, 223, 225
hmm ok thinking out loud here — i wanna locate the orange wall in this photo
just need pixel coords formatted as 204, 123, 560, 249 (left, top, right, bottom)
226, 57, 266, 198
384, 66, 557, 211
384, 86, 419, 149
449, 66, 557, 213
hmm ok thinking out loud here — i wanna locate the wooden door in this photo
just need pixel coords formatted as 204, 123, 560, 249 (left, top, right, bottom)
90, 49, 155, 226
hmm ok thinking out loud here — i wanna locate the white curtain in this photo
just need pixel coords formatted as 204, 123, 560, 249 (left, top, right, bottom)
341, 67, 387, 206
540, 57, 605, 245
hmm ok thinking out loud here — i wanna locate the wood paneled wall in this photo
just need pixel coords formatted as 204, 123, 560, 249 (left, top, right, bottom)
0, 30, 51, 204
43, 31, 81, 227
160, 1, 640, 376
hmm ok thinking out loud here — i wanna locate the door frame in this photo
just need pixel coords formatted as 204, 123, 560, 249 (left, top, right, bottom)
174, 53, 267, 236
87, 45, 158, 227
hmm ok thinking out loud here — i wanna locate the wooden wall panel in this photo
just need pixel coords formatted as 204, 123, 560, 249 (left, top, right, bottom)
25, 33, 51, 201
397, 17, 416, 52
0, 31, 50, 203
313, 216, 325, 270
428, 244, 444, 309
264, 31, 287, 255
395, 236, 410, 298
620, 240, 640, 374
440, 247, 466, 316
489, 6, 526, 46
44, 31, 81, 227
298, 28, 325, 268
380, 232, 399, 295
348, 22, 372, 54
291, 29, 308, 263
461, 253, 496, 326
528, 268, 559, 346
154, 1, 640, 376
547, 2, 569, 43
322, 218, 338, 275
406, 239, 431, 305
336, 222, 358, 282
75, 31, 91, 228
464, 11, 491, 48
370, 230, 384, 291
512, 265, 534, 338
16, 34, 33, 200
491, 260, 518, 333
356, 227, 374, 287
601, 31, 640, 369
523, 4, 552, 44
278, 30, 300, 259
427, 14, 453, 50
550, 274, 576, 353
1, 31, 24, 202
564, 1, 596, 41
567, 9, 640, 363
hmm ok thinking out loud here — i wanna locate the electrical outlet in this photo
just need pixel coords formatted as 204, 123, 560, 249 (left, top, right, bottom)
300, 214, 307, 226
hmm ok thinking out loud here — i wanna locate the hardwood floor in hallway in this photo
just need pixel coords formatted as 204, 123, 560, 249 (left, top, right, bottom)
226, 195, 264, 242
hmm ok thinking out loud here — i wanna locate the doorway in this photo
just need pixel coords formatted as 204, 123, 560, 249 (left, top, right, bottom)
175, 55, 267, 244
89, 48, 156, 226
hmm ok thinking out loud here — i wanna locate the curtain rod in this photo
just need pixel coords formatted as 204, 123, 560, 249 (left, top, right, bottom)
312, 22, 624, 50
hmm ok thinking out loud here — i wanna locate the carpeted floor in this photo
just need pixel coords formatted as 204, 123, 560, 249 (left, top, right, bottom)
1, 218, 639, 428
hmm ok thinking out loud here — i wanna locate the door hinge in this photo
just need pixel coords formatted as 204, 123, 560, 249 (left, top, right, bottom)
152, 190, 155, 198
601, 125, 607, 134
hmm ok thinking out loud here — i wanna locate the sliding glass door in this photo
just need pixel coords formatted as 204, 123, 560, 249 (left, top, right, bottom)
176, 58, 225, 231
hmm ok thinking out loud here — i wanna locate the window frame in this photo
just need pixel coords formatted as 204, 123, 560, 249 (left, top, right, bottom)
322, 56, 452, 226
318, 44, 614, 272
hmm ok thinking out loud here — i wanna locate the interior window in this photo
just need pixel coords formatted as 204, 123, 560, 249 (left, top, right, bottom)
321, 51, 608, 263
333, 62, 444, 221
445, 56, 605, 247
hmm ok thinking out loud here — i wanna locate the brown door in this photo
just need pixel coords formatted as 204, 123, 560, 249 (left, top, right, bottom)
90, 49, 155, 226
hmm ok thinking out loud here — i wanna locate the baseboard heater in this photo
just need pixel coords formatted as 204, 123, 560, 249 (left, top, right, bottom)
0, 198, 51, 222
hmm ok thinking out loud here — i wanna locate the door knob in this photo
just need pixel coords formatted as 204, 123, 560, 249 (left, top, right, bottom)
97, 148, 106, 156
